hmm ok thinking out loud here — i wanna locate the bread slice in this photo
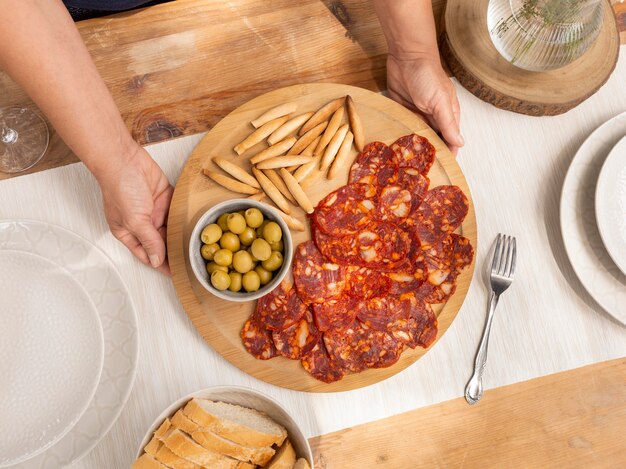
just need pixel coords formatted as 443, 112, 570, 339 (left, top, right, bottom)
236, 462, 256, 469
191, 429, 275, 466
162, 427, 239, 469
154, 445, 202, 469
294, 457, 311, 469
144, 437, 164, 457
132, 454, 168, 469
154, 419, 173, 439
171, 410, 200, 434
266, 440, 296, 469
183, 399, 287, 448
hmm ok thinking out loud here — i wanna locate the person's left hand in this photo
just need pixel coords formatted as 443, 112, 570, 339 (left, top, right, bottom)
98, 145, 173, 275
386, 53, 464, 155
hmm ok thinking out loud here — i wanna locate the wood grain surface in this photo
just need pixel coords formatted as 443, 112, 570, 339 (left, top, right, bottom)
310, 357, 626, 468
441, 0, 620, 116
167, 83, 477, 392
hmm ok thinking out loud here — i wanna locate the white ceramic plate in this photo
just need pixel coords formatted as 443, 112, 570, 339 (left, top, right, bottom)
0, 250, 104, 467
0, 220, 139, 468
595, 135, 626, 275
560, 112, 626, 325
135, 386, 313, 468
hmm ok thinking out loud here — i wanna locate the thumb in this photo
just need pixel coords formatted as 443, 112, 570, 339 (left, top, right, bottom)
429, 94, 464, 149
133, 221, 166, 268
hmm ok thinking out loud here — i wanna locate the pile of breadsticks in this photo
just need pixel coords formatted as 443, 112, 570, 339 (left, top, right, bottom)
202, 96, 364, 232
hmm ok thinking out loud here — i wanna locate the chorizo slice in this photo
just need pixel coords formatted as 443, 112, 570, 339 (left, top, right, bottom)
272, 309, 320, 359
293, 241, 347, 304
344, 265, 392, 299
241, 318, 278, 360
312, 184, 377, 236
389, 134, 435, 174
312, 295, 358, 332
252, 280, 306, 331
301, 339, 345, 383
355, 295, 411, 331
390, 293, 438, 349
348, 141, 398, 187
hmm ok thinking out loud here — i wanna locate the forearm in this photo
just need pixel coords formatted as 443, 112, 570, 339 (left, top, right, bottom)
0, 0, 137, 183
373, 0, 439, 60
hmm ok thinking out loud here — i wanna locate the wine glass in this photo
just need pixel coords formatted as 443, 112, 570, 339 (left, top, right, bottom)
0, 107, 49, 174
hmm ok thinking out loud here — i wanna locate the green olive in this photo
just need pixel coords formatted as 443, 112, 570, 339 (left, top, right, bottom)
228, 272, 242, 292
244, 208, 264, 228
210, 270, 231, 291
262, 221, 282, 244
220, 232, 241, 252
200, 243, 220, 261
269, 240, 283, 252
242, 271, 261, 292
254, 266, 272, 285
216, 213, 230, 232
262, 251, 283, 272
232, 250, 254, 274
213, 248, 233, 267
206, 262, 228, 274
227, 213, 246, 234
256, 220, 268, 237
251, 238, 272, 261
200, 224, 222, 244
239, 227, 257, 246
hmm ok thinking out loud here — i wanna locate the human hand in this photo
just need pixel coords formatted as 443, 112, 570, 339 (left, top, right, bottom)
99, 145, 173, 275
386, 53, 464, 154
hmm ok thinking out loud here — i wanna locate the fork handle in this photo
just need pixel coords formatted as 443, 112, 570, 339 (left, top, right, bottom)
465, 291, 500, 404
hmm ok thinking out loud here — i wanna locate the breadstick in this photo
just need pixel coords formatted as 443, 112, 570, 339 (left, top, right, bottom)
327, 130, 354, 179
255, 155, 313, 170
279, 168, 314, 214
262, 169, 297, 204
234, 115, 288, 155
299, 96, 345, 135
320, 124, 349, 172
267, 112, 313, 146
290, 121, 327, 155
293, 155, 321, 183
202, 169, 259, 195
300, 136, 321, 156
249, 136, 296, 164
212, 158, 259, 188
252, 167, 291, 214
246, 194, 306, 231
346, 95, 364, 151
251, 102, 297, 128
314, 106, 345, 155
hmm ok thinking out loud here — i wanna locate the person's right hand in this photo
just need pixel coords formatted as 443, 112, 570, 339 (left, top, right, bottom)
98, 145, 173, 275
386, 52, 464, 155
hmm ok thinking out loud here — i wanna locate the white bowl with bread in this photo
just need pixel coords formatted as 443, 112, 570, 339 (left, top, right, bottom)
134, 386, 313, 469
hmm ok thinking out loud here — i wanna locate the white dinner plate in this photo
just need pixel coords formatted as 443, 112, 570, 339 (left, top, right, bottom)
560, 112, 626, 325
595, 135, 626, 275
0, 250, 104, 467
0, 220, 139, 468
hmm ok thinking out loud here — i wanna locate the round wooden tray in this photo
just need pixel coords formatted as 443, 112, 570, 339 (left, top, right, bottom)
167, 83, 477, 392
440, 0, 619, 116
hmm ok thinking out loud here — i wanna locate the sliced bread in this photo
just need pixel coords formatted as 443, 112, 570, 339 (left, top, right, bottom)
171, 410, 200, 434
266, 440, 296, 469
162, 427, 239, 469
183, 398, 287, 448
132, 453, 168, 469
236, 462, 256, 469
154, 419, 173, 439
144, 437, 164, 457
154, 445, 202, 469
293, 458, 311, 469
191, 429, 275, 466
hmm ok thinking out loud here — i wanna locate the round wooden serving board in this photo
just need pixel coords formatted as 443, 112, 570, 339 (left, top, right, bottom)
168, 83, 477, 392
440, 0, 619, 116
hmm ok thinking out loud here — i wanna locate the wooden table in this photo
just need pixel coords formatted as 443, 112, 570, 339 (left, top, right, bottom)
0, 1, 625, 467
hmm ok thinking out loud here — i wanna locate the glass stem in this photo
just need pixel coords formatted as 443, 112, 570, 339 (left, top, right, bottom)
1, 125, 18, 144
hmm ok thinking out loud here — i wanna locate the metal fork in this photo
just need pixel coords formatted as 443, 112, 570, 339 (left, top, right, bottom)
465, 233, 517, 405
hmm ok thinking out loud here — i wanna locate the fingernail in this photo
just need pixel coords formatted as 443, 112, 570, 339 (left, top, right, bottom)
149, 255, 160, 268
457, 133, 465, 146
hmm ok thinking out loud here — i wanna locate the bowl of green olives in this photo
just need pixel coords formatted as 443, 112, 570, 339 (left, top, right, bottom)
189, 199, 293, 302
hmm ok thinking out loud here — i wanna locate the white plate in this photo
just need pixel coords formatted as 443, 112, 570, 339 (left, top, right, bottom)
0, 220, 139, 468
560, 112, 626, 325
595, 135, 626, 275
0, 250, 104, 467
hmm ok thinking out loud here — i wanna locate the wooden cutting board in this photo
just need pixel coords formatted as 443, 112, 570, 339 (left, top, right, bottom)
310, 357, 626, 467
167, 83, 477, 392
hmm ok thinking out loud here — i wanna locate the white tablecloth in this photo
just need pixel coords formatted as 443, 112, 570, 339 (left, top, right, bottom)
1, 52, 625, 468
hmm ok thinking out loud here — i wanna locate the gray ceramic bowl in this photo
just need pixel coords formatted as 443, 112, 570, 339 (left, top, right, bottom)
189, 199, 293, 302
135, 386, 313, 467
